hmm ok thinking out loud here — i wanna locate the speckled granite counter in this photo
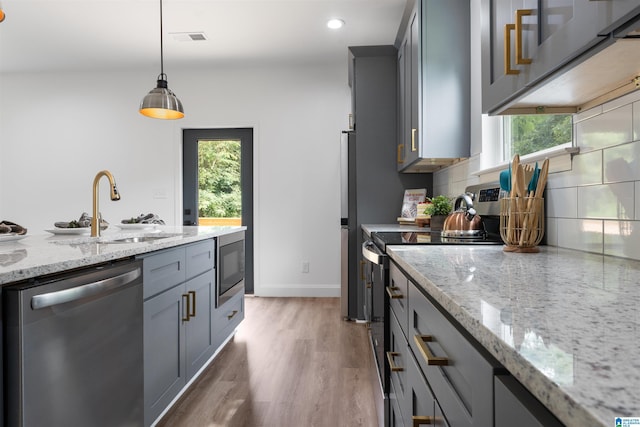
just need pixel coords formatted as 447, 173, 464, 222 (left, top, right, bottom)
387, 245, 639, 427
0, 226, 245, 285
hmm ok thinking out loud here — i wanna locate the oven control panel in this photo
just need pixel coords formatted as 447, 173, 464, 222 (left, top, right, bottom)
478, 187, 500, 202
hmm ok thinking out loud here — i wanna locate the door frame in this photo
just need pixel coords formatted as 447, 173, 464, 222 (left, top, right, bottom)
182, 128, 254, 294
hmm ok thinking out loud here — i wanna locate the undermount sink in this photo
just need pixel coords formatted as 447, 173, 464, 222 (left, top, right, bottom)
106, 235, 171, 244
51, 233, 184, 245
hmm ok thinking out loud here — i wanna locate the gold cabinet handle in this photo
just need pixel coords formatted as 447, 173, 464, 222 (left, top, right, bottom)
515, 9, 533, 65
386, 351, 404, 372
182, 294, 190, 322
414, 335, 449, 366
504, 24, 519, 75
413, 416, 435, 427
411, 128, 417, 152
386, 286, 404, 299
188, 290, 196, 317
397, 144, 405, 164
359, 260, 366, 280
227, 310, 238, 320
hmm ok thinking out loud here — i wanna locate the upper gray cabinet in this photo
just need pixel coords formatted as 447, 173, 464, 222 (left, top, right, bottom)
397, 0, 471, 173
482, 0, 640, 115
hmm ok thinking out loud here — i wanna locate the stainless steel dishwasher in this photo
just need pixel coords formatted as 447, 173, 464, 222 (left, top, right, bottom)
3, 258, 143, 427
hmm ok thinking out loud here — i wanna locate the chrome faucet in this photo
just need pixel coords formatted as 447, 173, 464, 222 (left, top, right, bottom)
91, 170, 120, 237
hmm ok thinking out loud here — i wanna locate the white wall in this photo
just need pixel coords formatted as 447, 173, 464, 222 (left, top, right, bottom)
0, 61, 350, 297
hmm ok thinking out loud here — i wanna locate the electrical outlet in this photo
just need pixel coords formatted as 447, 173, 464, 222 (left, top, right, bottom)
302, 261, 310, 273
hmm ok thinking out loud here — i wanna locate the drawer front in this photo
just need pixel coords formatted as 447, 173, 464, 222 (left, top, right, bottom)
212, 291, 244, 349
407, 352, 436, 427
185, 239, 215, 280
389, 262, 409, 337
388, 381, 405, 427
388, 309, 408, 419
494, 375, 563, 427
142, 247, 186, 300
408, 281, 497, 427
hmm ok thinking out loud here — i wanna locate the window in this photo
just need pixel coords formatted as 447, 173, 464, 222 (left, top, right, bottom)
503, 114, 573, 161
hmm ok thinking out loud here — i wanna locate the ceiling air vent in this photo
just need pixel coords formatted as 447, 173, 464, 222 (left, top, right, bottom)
170, 32, 208, 42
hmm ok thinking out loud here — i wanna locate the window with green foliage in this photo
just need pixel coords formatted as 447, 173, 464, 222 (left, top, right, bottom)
503, 114, 572, 160
197, 140, 242, 218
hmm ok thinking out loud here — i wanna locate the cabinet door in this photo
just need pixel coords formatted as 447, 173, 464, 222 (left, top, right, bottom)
406, 353, 436, 427
408, 282, 498, 427
388, 262, 409, 337
212, 290, 245, 351
185, 239, 215, 281
397, 37, 408, 170
388, 310, 409, 420
481, 0, 618, 114
185, 271, 214, 379
388, 381, 405, 427
144, 285, 186, 427
142, 247, 186, 300
405, 2, 420, 167
494, 375, 563, 427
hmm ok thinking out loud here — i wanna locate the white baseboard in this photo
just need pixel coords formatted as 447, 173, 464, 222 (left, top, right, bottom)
254, 284, 340, 297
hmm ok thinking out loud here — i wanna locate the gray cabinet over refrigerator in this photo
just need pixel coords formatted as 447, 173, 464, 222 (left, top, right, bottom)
341, 45, 430, 321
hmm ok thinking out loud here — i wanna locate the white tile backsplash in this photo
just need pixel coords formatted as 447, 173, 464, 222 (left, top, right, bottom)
546, 187, 578, 218
579, 182, 635, 220
575, 104, 633, 152
434, 89, 640, 260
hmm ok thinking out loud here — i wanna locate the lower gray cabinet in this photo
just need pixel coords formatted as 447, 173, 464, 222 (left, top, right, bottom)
142, 240, 217, 427
494, 375, 563, 427
406, 354, 436, 426
212, 289, 244, 351
144, 283, 186, 427
389, 382, 405, 427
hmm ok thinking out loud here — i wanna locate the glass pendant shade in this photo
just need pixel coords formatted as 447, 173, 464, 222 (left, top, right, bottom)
139, 75, 184, 119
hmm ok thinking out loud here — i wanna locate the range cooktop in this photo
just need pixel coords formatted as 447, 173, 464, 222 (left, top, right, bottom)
372, 231, 503, 251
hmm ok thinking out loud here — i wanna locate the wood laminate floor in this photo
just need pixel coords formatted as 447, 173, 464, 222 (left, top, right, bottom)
157, 297, 379, 427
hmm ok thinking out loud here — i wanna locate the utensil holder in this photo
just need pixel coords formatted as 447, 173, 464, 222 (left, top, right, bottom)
499, 197, 544, 252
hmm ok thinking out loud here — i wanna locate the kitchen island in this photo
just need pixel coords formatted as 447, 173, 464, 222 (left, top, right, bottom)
387, 244, 639, 427
0, 225, 244, 285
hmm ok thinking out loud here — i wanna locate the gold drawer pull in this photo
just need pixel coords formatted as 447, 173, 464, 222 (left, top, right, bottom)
515, 9, 533, 65
227, 310, 238, 320
188, 290, 196, 317
411, 128, 417, 152
504, 24, 519, 75
413, 416, 435, 426
414, 335, 449, 366
386, 286, 404, 299
386, 351, 404, 372
182, 294, 190, 322
397, 144, 405, 164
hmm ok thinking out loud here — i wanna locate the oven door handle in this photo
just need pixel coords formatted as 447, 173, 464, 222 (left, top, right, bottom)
362, 241, 387, 265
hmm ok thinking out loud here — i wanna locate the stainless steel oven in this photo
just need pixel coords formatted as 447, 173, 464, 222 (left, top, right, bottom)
216, 231, 245, 307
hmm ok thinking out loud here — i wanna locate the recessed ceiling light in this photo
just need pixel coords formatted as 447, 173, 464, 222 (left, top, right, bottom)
327, 19, 345, 30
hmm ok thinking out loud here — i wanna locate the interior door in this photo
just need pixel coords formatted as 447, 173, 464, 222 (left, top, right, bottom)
182, 128, 254, 294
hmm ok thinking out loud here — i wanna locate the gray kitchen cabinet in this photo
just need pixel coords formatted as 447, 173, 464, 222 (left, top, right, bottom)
406, 350, 436, 427
481, 0, 640, 114
396, 0, 470, 172
388, 309, 409, 420
408, 278, 499, 427
494, 375, 563, 427
389, 382, 405, 427
142, 239, 216, 427
388, 262, 409, 336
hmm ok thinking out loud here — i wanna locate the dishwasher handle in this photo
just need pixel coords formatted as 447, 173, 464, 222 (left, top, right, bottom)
31, 267, 142, 310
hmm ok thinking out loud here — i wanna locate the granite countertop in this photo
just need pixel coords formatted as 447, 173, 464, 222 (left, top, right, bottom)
0, 226, 245, 285
387, 244, 639, 427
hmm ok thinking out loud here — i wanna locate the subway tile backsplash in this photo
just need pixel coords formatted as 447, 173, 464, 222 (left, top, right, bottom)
434, 90, 640, 260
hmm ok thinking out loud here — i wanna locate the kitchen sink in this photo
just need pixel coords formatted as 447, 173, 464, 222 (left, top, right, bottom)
51, 233, 184, 245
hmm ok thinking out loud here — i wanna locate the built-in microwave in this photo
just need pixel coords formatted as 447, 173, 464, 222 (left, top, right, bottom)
216, 231, 245, 307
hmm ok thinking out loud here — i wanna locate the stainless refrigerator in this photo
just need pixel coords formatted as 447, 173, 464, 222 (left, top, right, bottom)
340, 130, 430, 320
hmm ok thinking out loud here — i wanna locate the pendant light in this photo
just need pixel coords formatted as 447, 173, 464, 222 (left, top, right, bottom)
140, 0, 184, 120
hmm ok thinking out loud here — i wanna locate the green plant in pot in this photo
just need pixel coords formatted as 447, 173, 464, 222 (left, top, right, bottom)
424, 195, 452, 231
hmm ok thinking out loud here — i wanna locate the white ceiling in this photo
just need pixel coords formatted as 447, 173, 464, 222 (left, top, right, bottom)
0, 0, 408, 73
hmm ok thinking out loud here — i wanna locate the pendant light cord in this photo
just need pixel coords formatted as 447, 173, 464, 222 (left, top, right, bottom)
159, 0, 164, 78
